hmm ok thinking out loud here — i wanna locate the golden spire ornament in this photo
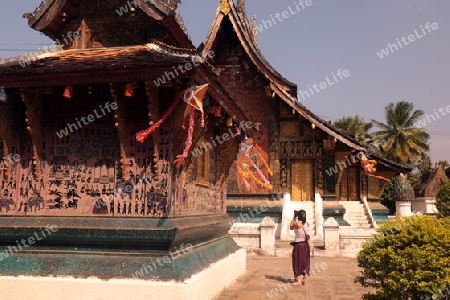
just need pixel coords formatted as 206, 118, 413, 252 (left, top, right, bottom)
251, 14, 258, 45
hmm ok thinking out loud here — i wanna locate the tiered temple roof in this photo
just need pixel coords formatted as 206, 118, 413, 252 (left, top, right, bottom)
414, 165, 449, 197
202, 0, 411, 173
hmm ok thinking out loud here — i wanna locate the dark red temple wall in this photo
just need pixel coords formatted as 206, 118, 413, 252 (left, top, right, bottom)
0, 84, 175, 217
217, 66, 272, 194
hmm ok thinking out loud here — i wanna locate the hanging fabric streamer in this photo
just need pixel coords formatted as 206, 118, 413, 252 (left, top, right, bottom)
236, 138, 273, 191
359, 152, 390, 182
135, 94, 182, 143
181, 84, 208, 128
136, 84, 209, 168
174, 84, 209, 168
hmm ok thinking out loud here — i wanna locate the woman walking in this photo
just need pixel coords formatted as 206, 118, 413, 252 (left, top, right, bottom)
290, 209, 311, 285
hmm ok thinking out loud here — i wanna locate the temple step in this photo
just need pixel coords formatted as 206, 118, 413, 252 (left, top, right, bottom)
339, 201, 372, 229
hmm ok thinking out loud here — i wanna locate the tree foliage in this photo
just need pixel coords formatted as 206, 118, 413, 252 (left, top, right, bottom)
416, 153, 432, 175
371, 101, 430, 164
437, 181, 450, 218
438, 160, 450, 169
333, 115, 373, 144
355, 215, 450, 300
380, 182, 395, 215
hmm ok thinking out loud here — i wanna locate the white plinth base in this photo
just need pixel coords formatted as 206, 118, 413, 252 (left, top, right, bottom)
0, 248, 247, 300
412, 197, 438, 214
396, 200, 413, 218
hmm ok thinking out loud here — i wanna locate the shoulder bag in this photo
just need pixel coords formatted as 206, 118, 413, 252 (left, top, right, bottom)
302, 224, 314, 255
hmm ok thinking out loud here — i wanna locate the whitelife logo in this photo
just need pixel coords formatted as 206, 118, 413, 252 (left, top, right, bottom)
152, 51, 215, 87
56, 102, 118, 139
0, 153, 20, 171
413, 104, 450, 128
18, 31, 80, 68
131, 243, 193, 278
255, 0, 313, 33
0, 225, 58, 261
376, 22, 439, 59
191, 121, 254, 158
298, 69, 350, 101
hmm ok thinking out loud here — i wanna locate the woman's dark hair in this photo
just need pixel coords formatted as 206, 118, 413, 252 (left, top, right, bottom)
298, 209, 307, 225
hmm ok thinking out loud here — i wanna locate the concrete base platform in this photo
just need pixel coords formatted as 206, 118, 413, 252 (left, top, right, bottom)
0, 248, 246, 300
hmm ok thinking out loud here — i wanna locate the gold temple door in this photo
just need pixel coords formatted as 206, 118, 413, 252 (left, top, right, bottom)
291, 160, 314, 201
338, 168, 359, 201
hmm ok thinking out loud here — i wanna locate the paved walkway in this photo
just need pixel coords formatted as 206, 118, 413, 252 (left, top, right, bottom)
215, 254, 373, 300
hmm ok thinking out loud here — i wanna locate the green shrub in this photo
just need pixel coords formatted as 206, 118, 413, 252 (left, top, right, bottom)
380, 182, 395, 215
355, 215, 450, 300
437, 181, 450, 218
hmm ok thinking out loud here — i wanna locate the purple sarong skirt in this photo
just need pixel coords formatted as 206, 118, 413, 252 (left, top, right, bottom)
292, 241, 310, 277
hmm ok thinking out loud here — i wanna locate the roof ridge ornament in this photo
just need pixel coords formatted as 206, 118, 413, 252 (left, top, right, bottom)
237, 0, 246, 12
155, 0, 182, 11
251, 14, 258, 45
220, 0, 231, 15
149, 39, 198, 56
23, 0, 48, 20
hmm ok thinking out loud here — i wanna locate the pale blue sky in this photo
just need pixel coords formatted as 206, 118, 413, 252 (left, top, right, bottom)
1, 0, 449, 162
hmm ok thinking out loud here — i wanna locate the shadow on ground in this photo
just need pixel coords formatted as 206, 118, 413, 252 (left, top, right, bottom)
264, 275, 294, 283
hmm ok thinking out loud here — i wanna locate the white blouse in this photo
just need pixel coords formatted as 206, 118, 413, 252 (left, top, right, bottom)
293, 222, 309, 242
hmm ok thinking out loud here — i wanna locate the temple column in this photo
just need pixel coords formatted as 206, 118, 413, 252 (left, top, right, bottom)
21, 88, 44, 179
144, 80, 161, 216
171, 85, 193, 216
0, 94, 14, 180
323, 139, 336, 199
111, 83, 129, 181
144, 80, 161, 182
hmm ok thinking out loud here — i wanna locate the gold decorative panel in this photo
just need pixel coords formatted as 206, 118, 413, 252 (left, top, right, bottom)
291, 160, 314, 201
280, 121, 300, 139
280, 159, 288, 188
280, 141, 323, 158
195, 139, 210, 186
316, 157, 324, 191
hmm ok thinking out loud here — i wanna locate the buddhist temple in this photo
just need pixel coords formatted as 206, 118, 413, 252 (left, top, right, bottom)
0, 0, 411, 298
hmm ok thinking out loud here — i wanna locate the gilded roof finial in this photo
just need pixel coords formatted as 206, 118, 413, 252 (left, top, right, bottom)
220, 0, 231, 15
251, 14, 258, 45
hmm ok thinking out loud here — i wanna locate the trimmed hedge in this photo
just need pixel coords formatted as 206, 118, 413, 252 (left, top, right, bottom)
355, 215, 450, 300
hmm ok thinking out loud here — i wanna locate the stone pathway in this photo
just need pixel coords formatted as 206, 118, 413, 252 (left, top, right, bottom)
215, 254, 373, 300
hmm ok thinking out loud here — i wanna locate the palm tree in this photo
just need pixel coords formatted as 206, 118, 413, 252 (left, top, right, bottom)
371, 101, 430, 164
333, 116, 373, 144
416, 153, 432, 174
